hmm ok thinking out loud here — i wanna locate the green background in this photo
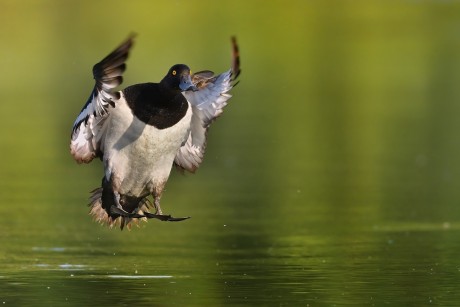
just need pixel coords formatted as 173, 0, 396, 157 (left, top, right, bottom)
1, 0, 460, 305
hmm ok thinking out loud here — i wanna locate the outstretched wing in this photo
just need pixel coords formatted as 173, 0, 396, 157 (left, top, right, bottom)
175, 37, 241, 173
70, 35, 135, 163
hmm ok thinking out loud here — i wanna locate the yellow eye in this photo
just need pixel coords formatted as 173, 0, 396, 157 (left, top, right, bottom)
172, 70, 177, 76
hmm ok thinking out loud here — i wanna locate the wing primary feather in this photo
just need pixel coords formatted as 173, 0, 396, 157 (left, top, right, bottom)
93, 34, 135, 96
230, 36, 241, 81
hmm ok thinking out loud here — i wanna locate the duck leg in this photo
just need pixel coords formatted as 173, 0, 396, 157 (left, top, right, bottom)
143, 186, 190, 222
109, 190, 149, 230
111, 192, 148, 218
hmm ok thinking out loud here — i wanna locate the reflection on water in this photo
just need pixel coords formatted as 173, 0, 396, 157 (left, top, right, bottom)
107, 275, 173, 279
2, 0, 460, 305
3, 221, 460, 305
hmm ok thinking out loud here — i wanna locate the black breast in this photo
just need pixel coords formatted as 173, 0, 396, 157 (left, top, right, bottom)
122, 83, 189, 129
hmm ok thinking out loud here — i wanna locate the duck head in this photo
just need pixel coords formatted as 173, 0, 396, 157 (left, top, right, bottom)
161, 64, 197, 92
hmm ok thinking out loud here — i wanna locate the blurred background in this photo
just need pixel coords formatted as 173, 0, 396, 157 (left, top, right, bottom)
1, 0, 460, 305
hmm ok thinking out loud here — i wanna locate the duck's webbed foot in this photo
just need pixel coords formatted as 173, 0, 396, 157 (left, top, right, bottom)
110, 205, 189, 222
142, 212, 190, 222
110, 206, 145, 219
149, 192, 190, 221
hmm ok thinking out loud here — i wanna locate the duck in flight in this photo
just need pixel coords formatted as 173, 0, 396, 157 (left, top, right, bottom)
70, 35, 240, 229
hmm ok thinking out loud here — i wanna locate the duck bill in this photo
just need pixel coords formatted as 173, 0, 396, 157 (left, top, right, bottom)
180, 75, 198, 92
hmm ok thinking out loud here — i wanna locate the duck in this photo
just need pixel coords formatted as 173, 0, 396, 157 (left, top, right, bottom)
70, 35, 240, 229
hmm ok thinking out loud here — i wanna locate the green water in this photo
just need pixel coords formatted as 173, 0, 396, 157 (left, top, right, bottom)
2, 0, 460, 305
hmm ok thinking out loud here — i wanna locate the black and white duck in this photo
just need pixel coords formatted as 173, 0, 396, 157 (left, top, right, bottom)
70, 35, 240, 229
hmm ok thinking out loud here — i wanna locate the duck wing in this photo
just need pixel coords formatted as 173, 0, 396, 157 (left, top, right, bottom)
70, 35, 135, 163
175, 37, 241, 173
